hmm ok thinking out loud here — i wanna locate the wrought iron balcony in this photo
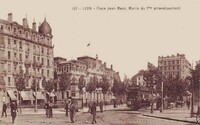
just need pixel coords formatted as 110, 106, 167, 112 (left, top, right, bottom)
32, 61, 43, 68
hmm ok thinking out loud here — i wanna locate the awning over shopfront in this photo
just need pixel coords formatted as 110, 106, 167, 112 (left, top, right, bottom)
19, 91, 29, 100
7, 90, 17, 100
46, 92, 55, 97
111, 96, 116, 100
33, 92, 45, 100
25, 91, 35, 100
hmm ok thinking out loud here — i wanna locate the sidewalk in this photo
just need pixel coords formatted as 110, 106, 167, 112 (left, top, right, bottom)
5, 108, 66, 116
80, 104, 128, 113
141, 107, 197, 124
5, 104, 128, 116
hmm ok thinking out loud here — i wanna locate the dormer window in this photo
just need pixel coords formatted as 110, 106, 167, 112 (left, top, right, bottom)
14, 28, 16, 33
26, 32, 28, 38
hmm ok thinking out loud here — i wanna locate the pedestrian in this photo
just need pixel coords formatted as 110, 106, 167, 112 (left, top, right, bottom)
113, 100, 116, 108
88, 101, 92, 113
186, 99, 190, 110
44, 102, 50, 118
69, 101, 76, 123
10, 101, 17, 124
91, 102, 97, 124
65, 101, 69, 116
99, 101, 103, 113
49, 102, 53, 118
1, 102, 7, 117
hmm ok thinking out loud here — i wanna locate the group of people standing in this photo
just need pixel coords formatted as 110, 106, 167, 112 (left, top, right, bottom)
1, 101, 18, 124
65, 101, 76, 123
1, 100, 104, 124
64, 100, 104, 124
44, 102, 53, 118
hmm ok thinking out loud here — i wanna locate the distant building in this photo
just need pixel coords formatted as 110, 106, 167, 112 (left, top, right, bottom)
54, 55, 120, 103
0, 13, 54, 105
158, 53, 192, 79
131, 70, 146, 86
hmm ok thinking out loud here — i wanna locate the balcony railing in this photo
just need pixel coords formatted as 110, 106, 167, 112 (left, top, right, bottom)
13, 58, 19, 62
32, 61, 43, 68
25, 59, 32, 65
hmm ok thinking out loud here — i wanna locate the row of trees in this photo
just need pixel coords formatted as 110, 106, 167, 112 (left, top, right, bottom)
14, 69, 129, 111
14, 70, 56, 113
143, 62, 199, 101
141, 62, 200, 113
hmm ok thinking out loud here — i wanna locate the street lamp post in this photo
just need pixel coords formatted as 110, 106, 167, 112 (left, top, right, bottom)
96, 88, 102, 106
160, 82, 163, 113
191, 84, 194, 117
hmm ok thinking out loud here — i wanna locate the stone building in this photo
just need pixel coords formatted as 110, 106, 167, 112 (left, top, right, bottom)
158, 53, 192, 79
0, 13, 54, 106
131, 70, 146, 86
54, 55, 119, 105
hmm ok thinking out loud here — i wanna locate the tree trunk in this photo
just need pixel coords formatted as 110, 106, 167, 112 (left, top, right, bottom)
151, 102, 154, 113
103, 94, 106, 109
19, 91, 22, 113
103, 94, 106, 103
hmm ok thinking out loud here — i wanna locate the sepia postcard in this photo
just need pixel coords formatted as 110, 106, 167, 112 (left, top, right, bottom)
0, 0, 199, 125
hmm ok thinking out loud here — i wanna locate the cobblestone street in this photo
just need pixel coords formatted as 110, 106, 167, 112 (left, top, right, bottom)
0, 109, 196, 125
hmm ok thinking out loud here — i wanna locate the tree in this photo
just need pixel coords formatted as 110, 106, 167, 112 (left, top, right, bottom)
46, 79, 55, 92
78, 75, 86, 95
111, 80, 126, 97
86, 76, 97, 100
99, 75, 110, 102
59, 72, 70, 99
78, 75, 86, 108
143, 62, 163, 113
44, 79, 55, 102
190, 63, 200, 101
31, 78, 39, 92
15, 69, 26, 113
42, 77, 47, 89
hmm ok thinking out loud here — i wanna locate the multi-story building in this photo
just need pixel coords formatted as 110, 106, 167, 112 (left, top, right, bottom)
54, 55, 119, 104
158, 53, 192, 79
131, 70, 146, 86
0, 13, 54, 105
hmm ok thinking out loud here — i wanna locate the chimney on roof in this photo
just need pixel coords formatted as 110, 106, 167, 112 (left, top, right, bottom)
96, 54, 98, 60
23, 18, 29, 28
111, 64, 113, 70
32, 21, 36, 31
7, 13, 13, 23
104, 62, 106, 68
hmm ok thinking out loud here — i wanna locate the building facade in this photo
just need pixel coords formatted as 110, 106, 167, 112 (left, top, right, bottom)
131, 70, 146, 86
54, 55, 119, 104
158, 53, 192, 79
0, 13, 54, 105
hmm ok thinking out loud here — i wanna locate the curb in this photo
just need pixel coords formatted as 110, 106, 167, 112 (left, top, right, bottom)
143, 114, 197, 124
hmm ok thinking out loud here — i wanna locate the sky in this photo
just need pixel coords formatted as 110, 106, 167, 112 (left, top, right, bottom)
0, 0, 200, 79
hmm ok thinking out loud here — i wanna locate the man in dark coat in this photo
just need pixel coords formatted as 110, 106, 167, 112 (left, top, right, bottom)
10, 101, 17, 123
186, 98, 190, 110
65, 101, 69, 116
69, 101, 76, 123
49, 102, 53, 118
44, 102, 50, 118
1, 102, 7, 117
91, 102, 97, 124
99, 101, 103, 113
